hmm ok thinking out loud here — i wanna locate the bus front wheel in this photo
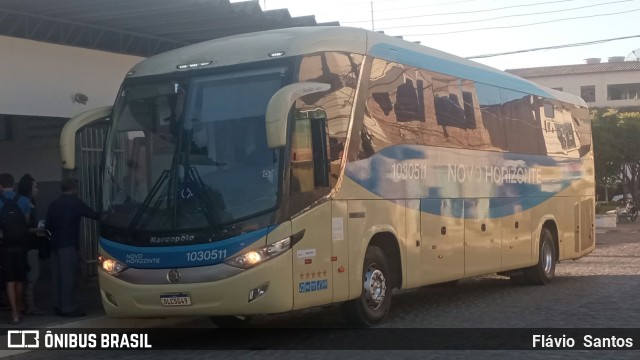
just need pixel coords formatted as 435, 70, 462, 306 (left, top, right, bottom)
524, 228, 556, 285
342, 245, 392, 327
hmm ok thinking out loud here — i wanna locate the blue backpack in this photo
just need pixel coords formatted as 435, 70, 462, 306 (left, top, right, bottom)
0, 193, 29, 246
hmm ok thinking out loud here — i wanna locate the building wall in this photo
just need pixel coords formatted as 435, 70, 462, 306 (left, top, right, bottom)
0, 115, 67, 182
0, 36, 144, 221
0, 35, 143, 118
522, 71, 640, 109
0, 36, 144, 180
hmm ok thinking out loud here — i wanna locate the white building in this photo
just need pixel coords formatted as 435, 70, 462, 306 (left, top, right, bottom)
507, 58, 640, 111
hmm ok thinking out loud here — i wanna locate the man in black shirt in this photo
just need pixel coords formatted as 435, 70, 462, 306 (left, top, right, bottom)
46, 178, 99, 317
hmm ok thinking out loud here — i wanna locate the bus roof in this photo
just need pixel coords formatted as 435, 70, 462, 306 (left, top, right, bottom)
127, 26, 586, 108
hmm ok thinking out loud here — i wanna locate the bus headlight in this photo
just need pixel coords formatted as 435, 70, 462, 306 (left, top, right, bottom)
98, 255, 128, 275
225, 237, 291, 269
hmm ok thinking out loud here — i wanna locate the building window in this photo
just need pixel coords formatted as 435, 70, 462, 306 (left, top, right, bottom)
581, 85, 596, 102
607, 83, 640, 100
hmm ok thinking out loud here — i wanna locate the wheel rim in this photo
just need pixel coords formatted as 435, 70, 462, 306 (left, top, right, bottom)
363, 265, 386, 310
541, 239, 554, 275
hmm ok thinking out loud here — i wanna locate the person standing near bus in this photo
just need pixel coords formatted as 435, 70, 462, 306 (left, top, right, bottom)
46, 178, 100, 317
17, 173, 46, 315
0, 173, 31, 324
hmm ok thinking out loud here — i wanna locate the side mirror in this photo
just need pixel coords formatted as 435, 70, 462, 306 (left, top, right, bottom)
265, 82, 330, 148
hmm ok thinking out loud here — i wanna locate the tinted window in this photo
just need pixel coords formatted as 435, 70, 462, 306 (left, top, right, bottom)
539, 100, 583, 157
476, 83, 505, 150
432, 77, 476, 129
298, 51, 363, 179
291, 52, 363, 213
571, 105, 592, 157
357, 58, 585, 158
360, 60, 421, 158
476, 84, 548, 155
500, 89, 546, 156
360, 61, 485, 157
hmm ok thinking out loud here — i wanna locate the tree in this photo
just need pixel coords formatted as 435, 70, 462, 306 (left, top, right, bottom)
592, 109, 640, 202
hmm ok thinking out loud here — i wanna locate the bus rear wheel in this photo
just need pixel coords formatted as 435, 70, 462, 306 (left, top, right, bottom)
524, 228, 556, 285
342, 246, 392, 327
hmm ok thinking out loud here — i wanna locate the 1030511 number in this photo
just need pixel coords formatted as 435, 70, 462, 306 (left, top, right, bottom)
185, 249, 227, 262
391, 163, 428, 180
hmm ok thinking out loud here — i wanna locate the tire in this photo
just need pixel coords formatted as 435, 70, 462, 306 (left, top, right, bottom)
524, 228, 556, 285
342, 246, 393, 327
209, 315, 253, 328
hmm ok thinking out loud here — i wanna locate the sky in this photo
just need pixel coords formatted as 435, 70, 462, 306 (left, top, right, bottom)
235, 0, 640, 71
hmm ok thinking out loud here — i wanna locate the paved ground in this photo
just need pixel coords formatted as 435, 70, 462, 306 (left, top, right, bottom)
1, 221, 639, 359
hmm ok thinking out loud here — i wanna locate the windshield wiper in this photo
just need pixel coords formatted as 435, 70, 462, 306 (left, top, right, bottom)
128, 169, 170, 232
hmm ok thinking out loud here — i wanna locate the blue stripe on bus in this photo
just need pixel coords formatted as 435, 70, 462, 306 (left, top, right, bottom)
345, 144, 582, 219
369, 43, 554, 99
100, 227, 270, 269
419, 197, 556, 219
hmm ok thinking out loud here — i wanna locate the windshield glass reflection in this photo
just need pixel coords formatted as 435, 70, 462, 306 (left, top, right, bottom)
102, 69, 286, 231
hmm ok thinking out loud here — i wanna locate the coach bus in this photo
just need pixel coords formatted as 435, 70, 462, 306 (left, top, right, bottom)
95, 26, 595, 326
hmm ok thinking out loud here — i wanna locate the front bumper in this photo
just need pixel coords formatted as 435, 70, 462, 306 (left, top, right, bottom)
98, 248, 294, 318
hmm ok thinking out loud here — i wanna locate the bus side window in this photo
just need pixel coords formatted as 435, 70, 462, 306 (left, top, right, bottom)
434, 94, 466, 128
500, 89, 546, 156
394, 79, 425, 122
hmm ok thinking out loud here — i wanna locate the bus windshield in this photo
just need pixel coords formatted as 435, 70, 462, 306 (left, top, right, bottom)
102, 68, 287, 232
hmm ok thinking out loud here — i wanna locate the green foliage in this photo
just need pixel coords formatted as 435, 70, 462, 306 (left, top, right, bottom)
592, 109, 640, 188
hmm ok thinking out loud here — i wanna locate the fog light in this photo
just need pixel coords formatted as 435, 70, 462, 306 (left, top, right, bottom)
105, 292, 118, 307
248, 283, 269, 303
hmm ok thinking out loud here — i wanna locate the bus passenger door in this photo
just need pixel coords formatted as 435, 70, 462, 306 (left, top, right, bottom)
289, 112, 334, 310
291, 203, 333, 310
420, 199, 464, 284
464, 198, 502, 276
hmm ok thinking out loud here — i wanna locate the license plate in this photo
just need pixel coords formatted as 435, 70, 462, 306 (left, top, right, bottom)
160, 293, 192, 306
